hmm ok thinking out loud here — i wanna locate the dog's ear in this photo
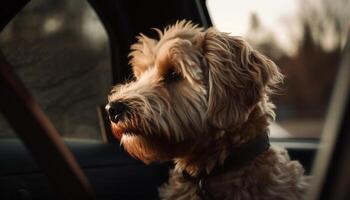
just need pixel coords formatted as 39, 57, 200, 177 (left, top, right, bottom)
129, 34, 158, 79
203, 28, 283, 130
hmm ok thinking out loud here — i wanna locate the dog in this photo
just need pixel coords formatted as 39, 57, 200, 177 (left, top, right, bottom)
106, 20, 308, 199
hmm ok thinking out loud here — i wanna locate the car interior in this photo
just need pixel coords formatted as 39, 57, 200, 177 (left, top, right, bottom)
0, 0, 349, 199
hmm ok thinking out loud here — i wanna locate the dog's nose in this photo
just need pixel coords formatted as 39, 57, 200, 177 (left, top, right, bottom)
105, 102, 128, 123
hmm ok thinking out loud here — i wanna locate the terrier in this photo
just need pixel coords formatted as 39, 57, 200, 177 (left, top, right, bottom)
106, 20, 308, 199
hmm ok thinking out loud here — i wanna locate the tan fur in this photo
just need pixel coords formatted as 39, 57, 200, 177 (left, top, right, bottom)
107, 20, 308, 199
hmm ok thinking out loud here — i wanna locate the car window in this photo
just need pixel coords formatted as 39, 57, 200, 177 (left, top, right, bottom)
207, 0, 349, 138
0, 0, 111, 139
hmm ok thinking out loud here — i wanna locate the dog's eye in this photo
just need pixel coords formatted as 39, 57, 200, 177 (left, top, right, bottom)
164, 69, 182, 82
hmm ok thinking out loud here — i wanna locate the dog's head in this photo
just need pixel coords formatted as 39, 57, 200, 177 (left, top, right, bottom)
106, 21, 283, 164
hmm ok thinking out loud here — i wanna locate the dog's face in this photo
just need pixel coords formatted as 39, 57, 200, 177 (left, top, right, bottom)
106, 21, 282, 164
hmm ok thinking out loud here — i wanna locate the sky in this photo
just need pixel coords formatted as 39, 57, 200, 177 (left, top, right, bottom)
207, 0, 301, 55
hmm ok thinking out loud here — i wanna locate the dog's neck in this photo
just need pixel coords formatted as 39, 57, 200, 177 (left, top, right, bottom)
174, 104, 272, 177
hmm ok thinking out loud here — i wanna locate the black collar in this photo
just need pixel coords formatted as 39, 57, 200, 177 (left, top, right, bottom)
182, 133, 270, 200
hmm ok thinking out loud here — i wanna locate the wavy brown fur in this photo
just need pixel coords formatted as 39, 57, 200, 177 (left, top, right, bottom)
108, 20, 308, 199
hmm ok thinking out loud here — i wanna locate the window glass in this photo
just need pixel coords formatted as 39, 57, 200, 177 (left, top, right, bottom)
207, 0, 349, 138
0, 0, 111, 139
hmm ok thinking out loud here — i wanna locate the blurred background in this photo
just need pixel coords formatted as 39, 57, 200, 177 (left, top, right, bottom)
207, 0, 350, 138
0, 0, 349, 139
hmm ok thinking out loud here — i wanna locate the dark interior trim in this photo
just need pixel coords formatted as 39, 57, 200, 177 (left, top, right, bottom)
0, 0, 29, 31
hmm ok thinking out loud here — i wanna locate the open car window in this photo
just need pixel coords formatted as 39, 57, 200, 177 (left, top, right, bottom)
0, 0, 111, 140
207, 0, 349, 139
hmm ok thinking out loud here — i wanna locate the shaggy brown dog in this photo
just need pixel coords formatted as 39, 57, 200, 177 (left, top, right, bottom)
106, 20, 308, 199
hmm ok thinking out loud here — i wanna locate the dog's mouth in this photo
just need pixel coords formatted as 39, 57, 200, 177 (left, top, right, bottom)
110, 114, 163, 141
110, 122, 137, 140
